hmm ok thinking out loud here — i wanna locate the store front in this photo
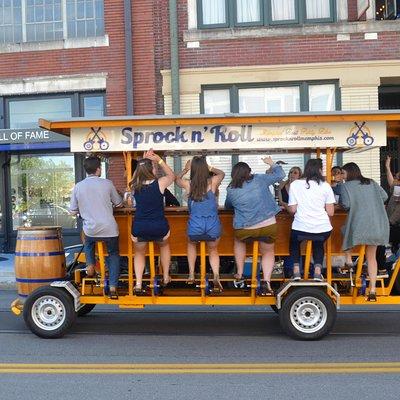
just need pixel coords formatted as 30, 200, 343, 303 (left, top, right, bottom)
0, 92, 105, 252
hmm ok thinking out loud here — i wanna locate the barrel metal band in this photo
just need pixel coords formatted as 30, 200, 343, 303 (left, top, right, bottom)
15, 251, 64, 257
17, 236, 60, 240
16, 277, 66, 283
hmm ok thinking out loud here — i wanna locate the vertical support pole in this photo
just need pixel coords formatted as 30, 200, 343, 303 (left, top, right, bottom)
352, 245, 366, 298
326, 147, 336, 184
149, 241, 156, 298
304, 240, 312, 280
125, 152, 134, 296
326, 237, 332, 285
97, 242, 106, 292
250, 241, 259, 302
200, 241, 206, 300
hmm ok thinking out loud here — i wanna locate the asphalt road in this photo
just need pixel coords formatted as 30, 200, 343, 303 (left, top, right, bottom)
2, 290, 400, 400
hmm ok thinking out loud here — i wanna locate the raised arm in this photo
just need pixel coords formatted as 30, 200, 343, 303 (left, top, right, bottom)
260, 156, 286, 186
145, 149, 175, 192
175, 159, 191, 192
386, 156, 395, 188
210, 165, 225, 192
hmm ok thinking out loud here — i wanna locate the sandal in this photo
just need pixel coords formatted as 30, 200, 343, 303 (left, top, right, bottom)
85, 265, 96, 278
134, 285, 146, 296
108, 287, 118, 300
367, 292, 377, 302
213, 275, 223, 292
260, 280, 274, 296
162, 276, 172, 287
186, 275, 196, 285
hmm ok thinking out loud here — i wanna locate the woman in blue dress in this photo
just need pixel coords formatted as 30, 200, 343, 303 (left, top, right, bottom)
130, 149, 175, 294
176, 156, 225, 291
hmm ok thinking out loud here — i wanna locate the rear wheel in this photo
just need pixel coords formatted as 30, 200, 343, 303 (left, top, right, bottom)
23, 286, 76, 338
279, 287, 336, 340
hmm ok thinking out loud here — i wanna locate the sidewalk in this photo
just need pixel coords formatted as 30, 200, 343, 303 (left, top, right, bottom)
0, 254, 16, 289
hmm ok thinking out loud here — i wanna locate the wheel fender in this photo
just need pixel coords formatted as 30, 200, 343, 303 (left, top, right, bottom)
275, 281, 340, 310
51, 281, 82, 312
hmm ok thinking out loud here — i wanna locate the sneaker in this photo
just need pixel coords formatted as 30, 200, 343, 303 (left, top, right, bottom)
260, 280, 274, 296
313, 273, 324, 282
292, 270, 301, 281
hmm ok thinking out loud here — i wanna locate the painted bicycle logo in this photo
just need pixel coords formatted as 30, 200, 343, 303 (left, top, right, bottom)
83, 127, 110, 151
346, 122, 374, 147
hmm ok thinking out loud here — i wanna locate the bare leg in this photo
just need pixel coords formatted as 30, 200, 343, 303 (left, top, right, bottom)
133, 241, 147, 288
207, 239, 220, 277
259, 242, 275, 281
345, 250, 353, 266
158, 239, 171, 284
366, 245, 378, 293
234, 238, 246, 278
187, 241, 197, 280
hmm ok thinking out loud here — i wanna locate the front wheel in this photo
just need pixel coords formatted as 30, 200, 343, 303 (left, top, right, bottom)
279, 287, 336, 340
23, 286, 76, 338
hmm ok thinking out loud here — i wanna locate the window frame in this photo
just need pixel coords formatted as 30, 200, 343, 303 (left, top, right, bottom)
197, 0, 336, 29
200, 80, 341, 113
0, 0, 104, 44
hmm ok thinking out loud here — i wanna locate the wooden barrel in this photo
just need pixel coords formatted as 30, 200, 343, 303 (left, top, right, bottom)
15, 227, 66, 298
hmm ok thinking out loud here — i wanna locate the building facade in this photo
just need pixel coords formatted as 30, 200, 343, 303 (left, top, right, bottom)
0, 0, 399, 250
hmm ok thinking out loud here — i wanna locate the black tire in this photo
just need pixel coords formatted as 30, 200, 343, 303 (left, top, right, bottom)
77, 304, 96, 317
23, 286, 77, 339
279, 287, 336, 340
270, 305, 279, 314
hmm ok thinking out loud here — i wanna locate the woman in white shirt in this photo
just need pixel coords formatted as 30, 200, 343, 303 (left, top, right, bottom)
288, 158, 336, 281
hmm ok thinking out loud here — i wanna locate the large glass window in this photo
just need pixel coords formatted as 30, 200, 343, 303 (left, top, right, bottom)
82, 95, 104, 117
9, 97, 72, 128
236, 0, 261, 23
271, 0, 296, 22
11, 153, 77, 229
203, 89, 230, 114
308, 84, 336, 111
0, 0, 104, 43
203, 81, 339, 114
239, 87, 300, 113
305, 0, 332, 20
201, 0, 226, 26
198, 0, 335, 28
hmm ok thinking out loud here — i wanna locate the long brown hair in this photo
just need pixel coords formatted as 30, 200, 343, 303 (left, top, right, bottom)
189, 156, 210, 201
229, 162, 253, 189
129, 158, 155, 192
342, 162, 371, 185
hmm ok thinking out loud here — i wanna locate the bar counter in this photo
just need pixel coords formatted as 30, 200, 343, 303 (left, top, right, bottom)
114, 207, 350, 256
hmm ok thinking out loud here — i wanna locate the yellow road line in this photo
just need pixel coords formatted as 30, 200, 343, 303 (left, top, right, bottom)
1, 363, 400, 374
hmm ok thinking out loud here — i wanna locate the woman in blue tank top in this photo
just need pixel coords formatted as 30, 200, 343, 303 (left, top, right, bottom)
176, 156, 225, 291
130, 149, 175, 294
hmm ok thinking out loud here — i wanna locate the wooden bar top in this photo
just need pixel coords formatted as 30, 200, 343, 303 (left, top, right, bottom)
114, 207, 349, 256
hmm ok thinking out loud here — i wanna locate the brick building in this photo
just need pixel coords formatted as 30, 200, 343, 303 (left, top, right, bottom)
0, 0, 399, 250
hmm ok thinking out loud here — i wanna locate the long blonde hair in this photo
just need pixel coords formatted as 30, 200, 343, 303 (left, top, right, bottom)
129, 158, 155, 192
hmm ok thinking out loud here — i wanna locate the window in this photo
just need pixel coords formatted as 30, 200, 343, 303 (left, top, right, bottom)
9, 97, 72, 128
7, 92, 105, 128
239, 86, 300, 113
82, 94, 105, 117
11, 153, 77, 229
308, 84, 336, 111
376, 0, 399, 20
202, 81, 339, 114
203, 89, 230, 114
198, 0, 336, 28
0, 0, 104, 43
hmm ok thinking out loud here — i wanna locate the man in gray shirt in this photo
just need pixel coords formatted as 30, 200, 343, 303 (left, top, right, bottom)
70, 156, 123, 298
